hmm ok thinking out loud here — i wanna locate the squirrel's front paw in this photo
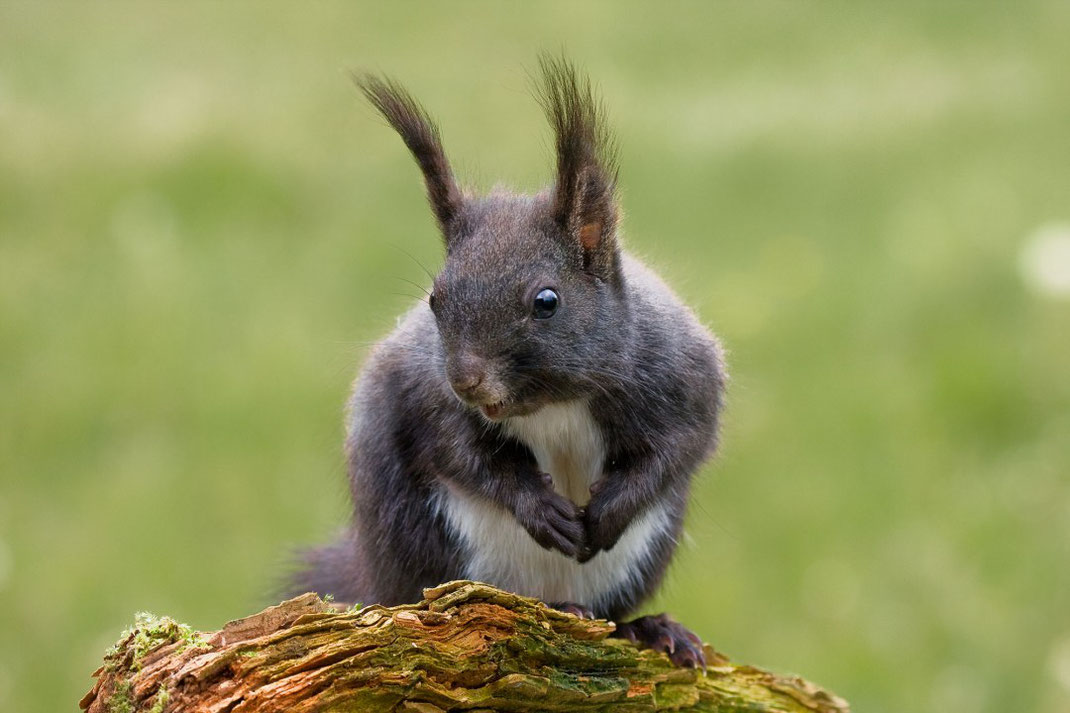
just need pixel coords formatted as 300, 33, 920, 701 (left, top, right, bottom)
577, 493, 626, 563
515, 477, 584, 557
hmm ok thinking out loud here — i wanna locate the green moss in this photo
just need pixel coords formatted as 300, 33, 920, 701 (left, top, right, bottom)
107, 679, 134, 713
105, 612, 208, 672
148, 685, 169, 713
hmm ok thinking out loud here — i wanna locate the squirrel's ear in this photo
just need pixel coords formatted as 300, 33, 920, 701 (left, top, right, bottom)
354, 73, 463, 241
536, 55, 620, 279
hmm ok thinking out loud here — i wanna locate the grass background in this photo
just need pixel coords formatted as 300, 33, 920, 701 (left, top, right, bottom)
2, 3, 1069, 711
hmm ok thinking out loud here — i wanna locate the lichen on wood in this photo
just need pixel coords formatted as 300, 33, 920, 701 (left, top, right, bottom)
80, 580, 850, 712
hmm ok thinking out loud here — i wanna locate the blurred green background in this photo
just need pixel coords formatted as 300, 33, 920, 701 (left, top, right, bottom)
2, 2, 1069, 711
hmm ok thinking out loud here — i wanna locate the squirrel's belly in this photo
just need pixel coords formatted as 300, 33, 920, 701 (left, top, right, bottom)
433, 487, 672, 609
433, 400, 673, 609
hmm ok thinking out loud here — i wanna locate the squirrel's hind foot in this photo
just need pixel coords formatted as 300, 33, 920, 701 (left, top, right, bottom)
611, 613, 706, 670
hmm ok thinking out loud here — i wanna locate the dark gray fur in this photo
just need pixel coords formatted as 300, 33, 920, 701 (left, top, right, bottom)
290, 58, 726, 644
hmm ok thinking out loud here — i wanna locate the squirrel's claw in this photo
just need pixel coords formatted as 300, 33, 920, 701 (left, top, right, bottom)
611, 614, 707, 671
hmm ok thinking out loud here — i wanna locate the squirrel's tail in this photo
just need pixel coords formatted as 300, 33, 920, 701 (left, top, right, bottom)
280, 529, 370, 606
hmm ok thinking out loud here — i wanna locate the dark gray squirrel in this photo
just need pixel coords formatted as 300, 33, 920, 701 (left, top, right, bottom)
290, 56, 726, 668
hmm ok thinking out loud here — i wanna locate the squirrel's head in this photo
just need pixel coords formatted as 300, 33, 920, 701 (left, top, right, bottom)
357, 57, 624, 421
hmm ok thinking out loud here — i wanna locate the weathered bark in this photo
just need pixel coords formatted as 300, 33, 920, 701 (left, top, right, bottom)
80, 580, 849, 713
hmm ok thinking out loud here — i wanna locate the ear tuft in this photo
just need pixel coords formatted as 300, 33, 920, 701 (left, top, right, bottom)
352, 72, 463, 236
534, 55, 620, 278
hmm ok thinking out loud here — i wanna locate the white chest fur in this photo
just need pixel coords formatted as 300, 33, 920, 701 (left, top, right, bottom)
433, 400, 672, 610
504, 400, 605, 505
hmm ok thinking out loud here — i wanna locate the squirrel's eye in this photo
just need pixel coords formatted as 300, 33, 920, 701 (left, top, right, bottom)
428, 293, 437, 311
533, 288, 558, 319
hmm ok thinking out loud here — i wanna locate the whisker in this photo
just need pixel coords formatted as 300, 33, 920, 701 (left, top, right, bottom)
392, 277, 432, 299
388, 243, 439, 283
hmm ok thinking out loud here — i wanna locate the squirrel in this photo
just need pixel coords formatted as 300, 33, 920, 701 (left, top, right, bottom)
289, 56, 726, 668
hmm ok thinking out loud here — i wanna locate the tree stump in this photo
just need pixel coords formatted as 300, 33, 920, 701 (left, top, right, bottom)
80, 580, 850, 712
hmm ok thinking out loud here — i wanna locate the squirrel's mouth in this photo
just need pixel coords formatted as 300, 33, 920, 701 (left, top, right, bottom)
480, 401, 506, 420
478, 396, 543, 421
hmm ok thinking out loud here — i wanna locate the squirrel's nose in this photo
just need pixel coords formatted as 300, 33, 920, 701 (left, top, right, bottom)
451, 371, 484, 394
447, 353, 488, 399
